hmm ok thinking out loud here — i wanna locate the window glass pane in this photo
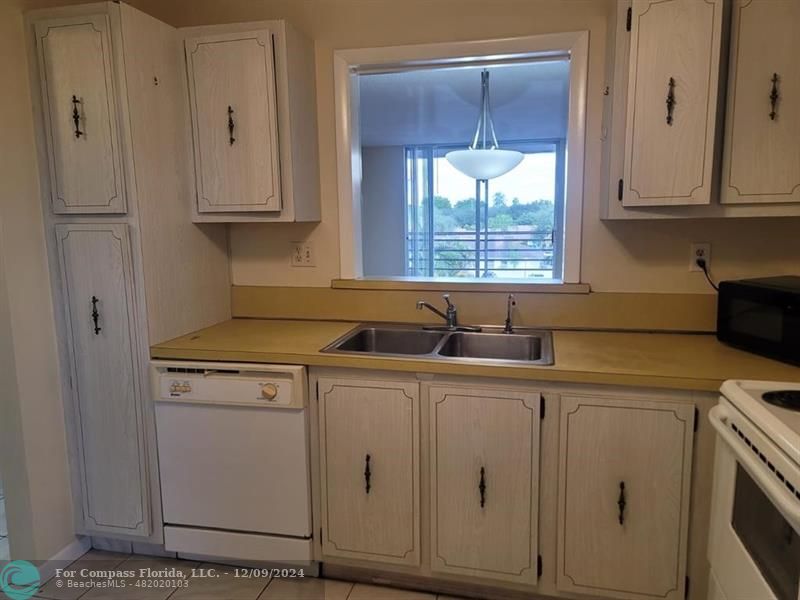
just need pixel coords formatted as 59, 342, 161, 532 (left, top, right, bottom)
360, 59, 569, 281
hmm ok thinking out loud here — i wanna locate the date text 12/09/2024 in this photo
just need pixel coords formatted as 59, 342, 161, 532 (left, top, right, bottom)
53, 567, 307, 579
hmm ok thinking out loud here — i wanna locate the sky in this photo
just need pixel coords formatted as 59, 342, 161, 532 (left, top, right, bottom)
434, 152, 556, 204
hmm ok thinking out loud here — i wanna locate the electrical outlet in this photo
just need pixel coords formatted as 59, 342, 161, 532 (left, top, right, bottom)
689, 242, 711, 272
291, 242, 315, 267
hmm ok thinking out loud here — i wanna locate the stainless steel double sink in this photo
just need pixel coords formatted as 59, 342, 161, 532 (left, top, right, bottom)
322, 324, 554, 366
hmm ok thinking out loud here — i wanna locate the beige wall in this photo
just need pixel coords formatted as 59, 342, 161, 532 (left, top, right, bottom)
0, 0, 76, 560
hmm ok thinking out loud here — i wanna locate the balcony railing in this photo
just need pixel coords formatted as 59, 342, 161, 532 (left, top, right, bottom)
407, 229, 555, 278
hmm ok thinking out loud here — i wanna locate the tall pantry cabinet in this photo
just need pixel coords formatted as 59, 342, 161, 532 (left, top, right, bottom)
27, 2, 230, 542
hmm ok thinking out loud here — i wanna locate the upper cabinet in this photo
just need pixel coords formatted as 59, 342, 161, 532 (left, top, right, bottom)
720, 0, 800, 204
621, 0, 724, 207
182, 22, 321, 222
185, 31, 282, 214
604, 0, 800, 218
35, 14, 127, 214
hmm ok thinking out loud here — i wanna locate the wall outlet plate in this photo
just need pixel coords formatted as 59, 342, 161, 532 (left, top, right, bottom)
689, 242, 711, 272
291, 242, 315, 267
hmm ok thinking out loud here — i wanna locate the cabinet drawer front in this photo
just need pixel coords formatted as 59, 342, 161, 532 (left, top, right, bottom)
722, 0, 800, 204
186, 31, 282, 213
557, 396, 694, 600
35, 15, 127, 214
429, 387, 540, 585
622, 0, 722, 206
318, 378, 420, 565
55, 223, 149, 536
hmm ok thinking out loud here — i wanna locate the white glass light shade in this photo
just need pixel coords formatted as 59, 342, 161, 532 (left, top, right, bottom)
445, 148, 524, 180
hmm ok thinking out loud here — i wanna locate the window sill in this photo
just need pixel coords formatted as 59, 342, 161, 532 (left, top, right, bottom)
331, 277, 591, 294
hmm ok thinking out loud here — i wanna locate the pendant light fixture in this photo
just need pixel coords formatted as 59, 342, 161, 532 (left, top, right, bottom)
446, 69, 523, 180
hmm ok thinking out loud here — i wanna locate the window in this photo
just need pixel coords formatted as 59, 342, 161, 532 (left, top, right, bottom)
334, 33, 588, 284
404, 141, 564, 279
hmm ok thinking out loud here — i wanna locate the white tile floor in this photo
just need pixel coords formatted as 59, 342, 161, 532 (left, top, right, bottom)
32, 551, 466, 600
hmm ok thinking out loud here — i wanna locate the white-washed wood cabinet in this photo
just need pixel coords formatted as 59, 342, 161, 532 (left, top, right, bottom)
28, 2, 231, 542
185, 31, 282, 214
621, 0, 724, 207
317, 377, 420, 565
35, 14, 126, 214
429, 386, 540, 586
55, 223, 149, 537
556, 395, 695, 600
182, 22, 320, 222
721, 0, 800, 204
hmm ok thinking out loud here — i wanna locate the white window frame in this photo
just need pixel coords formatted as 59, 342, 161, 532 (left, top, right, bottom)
333, 32, 588, 284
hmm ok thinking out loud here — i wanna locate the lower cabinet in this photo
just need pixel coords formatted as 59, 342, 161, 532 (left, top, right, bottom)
55, 223, 150, 537
317, 377, 420, 565
556, 395, 695, 600
429, 386, 542, 584
429, 385, 541, 585
313, 372, 698, 599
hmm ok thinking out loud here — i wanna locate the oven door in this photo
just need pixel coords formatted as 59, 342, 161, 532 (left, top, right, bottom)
708, 401, 800, 600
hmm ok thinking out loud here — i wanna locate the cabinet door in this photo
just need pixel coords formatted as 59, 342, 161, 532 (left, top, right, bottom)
35, 15, 126, 214
185, 31, 282, 213
429, 386, 540, 585
557, 396, 694, 600
317, 378, 419, 565
721, 0, 800, 204
621, 0, 723, 206
55, 223, 149, 537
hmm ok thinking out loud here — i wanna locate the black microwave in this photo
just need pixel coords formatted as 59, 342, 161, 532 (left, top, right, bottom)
717, 276, 800, 365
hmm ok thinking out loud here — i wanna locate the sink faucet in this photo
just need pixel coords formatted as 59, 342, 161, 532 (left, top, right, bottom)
417, 294, 480, 332
503, 294, 516, 334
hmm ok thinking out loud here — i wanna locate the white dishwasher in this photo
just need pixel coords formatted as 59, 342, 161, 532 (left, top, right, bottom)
152, 360, 312, 563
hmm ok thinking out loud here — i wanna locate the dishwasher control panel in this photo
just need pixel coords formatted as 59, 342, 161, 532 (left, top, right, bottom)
153, 362, 306, 409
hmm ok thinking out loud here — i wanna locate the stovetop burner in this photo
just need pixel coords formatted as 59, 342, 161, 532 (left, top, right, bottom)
762, 390, 800, 411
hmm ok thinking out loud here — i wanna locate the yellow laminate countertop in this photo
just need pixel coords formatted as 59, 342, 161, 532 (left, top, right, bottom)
150, 318, 800, 392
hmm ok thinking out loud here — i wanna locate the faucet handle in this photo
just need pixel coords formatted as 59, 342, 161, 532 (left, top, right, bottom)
442, 293, 454, 309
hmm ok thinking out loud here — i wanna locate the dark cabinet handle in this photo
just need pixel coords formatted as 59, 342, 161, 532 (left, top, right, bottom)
72, 95, 83, 138
227, 105, 236, 145
91, 296, 101, 335
479, 466, 487, 508
770, 73, 779, 120
364, 454, 371, 494
618, 481, 626, 525
665, 77, 676, 126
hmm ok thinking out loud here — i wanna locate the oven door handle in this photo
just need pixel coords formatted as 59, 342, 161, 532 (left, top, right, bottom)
709, 404, 800, 528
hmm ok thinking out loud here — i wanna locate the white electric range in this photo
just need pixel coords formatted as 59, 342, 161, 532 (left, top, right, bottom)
708, 380, 800, 600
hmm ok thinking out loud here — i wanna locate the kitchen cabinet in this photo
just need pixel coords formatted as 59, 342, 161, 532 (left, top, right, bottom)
182, 22, 320, 222
620, 0, 724, 207
556, 395, 695, 600
428, 386, 540, 585
28, 2, 230, 543
317, 377, 420, 566
55, 223, 149, 536
720, 0, 800, 204
185, 31, 281, 214
35, 14, 126, 214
